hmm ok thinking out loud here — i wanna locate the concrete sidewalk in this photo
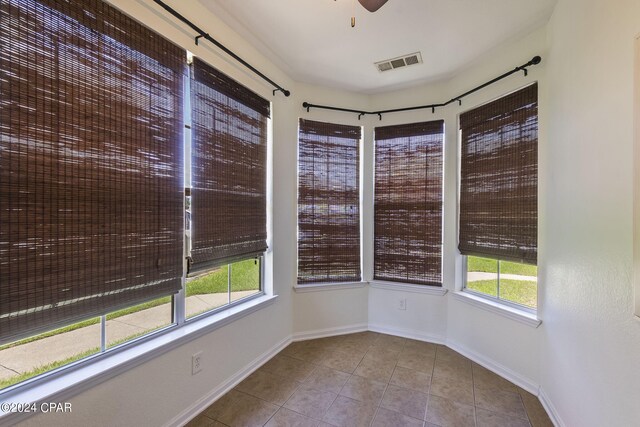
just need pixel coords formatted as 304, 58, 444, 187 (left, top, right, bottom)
467, 272, 537, 282
0, 291, 256, 382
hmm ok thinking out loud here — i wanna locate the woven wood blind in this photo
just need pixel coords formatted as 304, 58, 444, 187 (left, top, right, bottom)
374, 121, 444, 286
298, 119, 361, 284
459, 83, 538, 264
189, 57, 269, 272
0, 0, 185, 344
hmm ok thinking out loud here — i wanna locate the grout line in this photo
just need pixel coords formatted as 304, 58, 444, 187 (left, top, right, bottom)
471, 359, 478, 427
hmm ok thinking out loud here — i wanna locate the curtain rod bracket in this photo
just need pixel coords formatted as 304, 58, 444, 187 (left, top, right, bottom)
432, 106, 435, 114
457, 99, 462, 106
194, 34, 207, 46
358, 113, 365, 120
153, 0, 290, 97
273, 88, 291, 97
378, 113, 382, 121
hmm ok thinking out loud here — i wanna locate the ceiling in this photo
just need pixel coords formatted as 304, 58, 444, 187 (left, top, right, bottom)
200, 0, 556, 94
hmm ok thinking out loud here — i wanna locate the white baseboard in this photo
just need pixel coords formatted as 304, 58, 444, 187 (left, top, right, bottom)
368, 323, 446, 345
291, 323, 368, 341
446, 339, 539, 395
539, 387, 565, 427
168, 335, 292, 427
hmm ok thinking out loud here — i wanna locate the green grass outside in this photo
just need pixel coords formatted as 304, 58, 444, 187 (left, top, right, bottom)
466, 278, 537, 309
186, 259, 259, 296
468, 256, 537, 276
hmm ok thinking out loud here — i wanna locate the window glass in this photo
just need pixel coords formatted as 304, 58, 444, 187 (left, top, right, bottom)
0, 318, 100, 391
106, 297, 174, 348
466, 256, 537, 309
230, 258, 261, 303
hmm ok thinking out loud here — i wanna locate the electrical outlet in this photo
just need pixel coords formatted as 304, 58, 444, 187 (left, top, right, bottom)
192, 351, 203, 375
398, 298, 407, 310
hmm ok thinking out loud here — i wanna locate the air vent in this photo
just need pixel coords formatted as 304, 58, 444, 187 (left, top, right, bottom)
375, 52, 423, 73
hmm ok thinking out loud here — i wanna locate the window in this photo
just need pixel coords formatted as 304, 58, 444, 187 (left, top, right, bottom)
374, 120, 444, 286
0, 0, 267, 392
459, 84, 538, 310
297, 119, 362, 284
185, 56, 268, 315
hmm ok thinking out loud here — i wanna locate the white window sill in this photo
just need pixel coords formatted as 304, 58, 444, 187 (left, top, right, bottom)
294, 282, 368, 293
451, 291, 541, 328
0, 294, 278, 425
369, 280, 448, 296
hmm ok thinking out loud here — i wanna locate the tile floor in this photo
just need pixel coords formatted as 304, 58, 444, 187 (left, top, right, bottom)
186, 332, 553, 427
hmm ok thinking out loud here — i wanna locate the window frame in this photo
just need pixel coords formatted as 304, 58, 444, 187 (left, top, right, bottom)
0, 49, 269, 398
455, 84, 540, 316
295, 119, 365, 287
371, 120, 446, 288
461, 255, 537, 314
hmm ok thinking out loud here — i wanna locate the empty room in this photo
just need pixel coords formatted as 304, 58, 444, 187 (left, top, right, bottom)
0, 0, 639, 426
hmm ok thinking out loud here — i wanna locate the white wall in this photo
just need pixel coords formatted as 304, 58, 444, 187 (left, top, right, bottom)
541, 0, 640, 425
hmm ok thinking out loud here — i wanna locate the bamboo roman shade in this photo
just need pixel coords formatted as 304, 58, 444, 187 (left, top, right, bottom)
458, 83, 538, 264
0, 0, 185, 343
298, 119, 361, 284
189, 57, 269, 272
374, 121, 444, 286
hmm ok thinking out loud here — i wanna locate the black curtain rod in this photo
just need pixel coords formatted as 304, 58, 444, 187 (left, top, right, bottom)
302, 56, 541, 119
152, 0, 290, 97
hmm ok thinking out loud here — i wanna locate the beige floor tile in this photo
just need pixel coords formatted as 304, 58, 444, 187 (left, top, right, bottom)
476, 407, 532, 427
473, 363, 518, 394
380, 384, 429, 420
320, 349, 364, 373
475, 387, 528, 420
371, 407, 424, 427
518, 388, 554, 427
336, 339, 371, 355
354, 356, 396, 383
390, 366, 431, 393
430, 374, 475, 406
322, 395, 377, 427
310, 336, 345, 352
235, 370, 300, 405
339, 375, 387, 405
365, 346, 401, 362
265, 407, 320, 427
284, 385, 337, 420
261, 354, 317, 383
205, 390, 278, 427
435, 346, 470, 364
403, 339, 437, 357
432, 358, 473, 383
343, 331, 380, 346
425, 394, 475, 427
372, 334, 406, 352
397, 349, 435, 374
288, 345, 327, 364
281, 341, 309, 357
303, 366, 350, 394
185, 413, 219, 427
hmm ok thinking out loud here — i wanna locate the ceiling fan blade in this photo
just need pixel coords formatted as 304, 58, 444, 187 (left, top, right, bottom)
357, 0, 389, 13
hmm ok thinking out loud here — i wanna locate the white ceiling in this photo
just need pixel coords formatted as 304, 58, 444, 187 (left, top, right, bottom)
200, 0, 556, 94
